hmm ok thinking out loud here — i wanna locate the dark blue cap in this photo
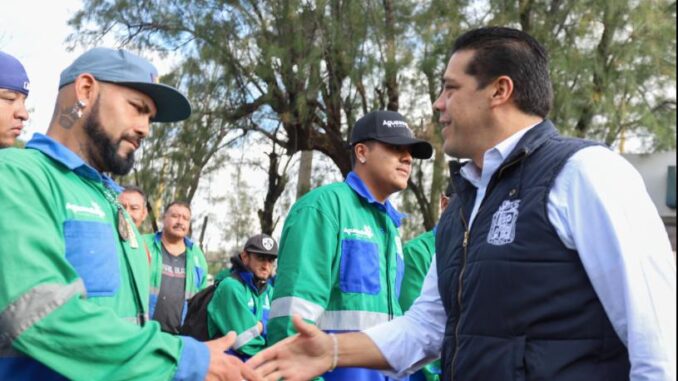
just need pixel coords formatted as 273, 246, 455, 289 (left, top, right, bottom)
59, 47, 191, 123
350, 110, 433, 159
0, 51, 30, 96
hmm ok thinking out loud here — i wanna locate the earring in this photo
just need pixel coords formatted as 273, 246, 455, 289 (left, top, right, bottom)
75, 100, 86, 118
360, 158, 366, 164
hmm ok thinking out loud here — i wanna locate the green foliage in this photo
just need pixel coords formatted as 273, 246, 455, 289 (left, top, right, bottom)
71, 0, 676, 240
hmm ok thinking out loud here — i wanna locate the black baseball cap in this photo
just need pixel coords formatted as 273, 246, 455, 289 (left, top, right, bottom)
350, 110, 433, 159
244, 234, 278, 257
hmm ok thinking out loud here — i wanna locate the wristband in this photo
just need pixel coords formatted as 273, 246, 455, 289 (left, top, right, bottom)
328, 333, 339, 372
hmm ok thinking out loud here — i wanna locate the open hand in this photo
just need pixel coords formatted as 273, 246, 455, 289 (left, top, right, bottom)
246, 315, 333, 381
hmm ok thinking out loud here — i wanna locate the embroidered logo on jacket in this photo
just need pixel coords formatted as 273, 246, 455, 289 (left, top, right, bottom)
487, 199, 521, 245
66, 201, 105, 219
343, 225, 374, 239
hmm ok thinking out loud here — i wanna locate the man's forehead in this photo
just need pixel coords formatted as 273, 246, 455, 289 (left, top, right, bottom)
0, 88, 27, 98
167, 204, 191, 215
444, 50, 475, 77
120, 191, 144, 203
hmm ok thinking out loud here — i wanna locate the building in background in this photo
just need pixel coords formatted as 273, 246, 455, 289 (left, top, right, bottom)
623, 151, 676, 251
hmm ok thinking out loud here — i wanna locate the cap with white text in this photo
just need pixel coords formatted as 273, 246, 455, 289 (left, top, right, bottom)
350, 110, 432, 159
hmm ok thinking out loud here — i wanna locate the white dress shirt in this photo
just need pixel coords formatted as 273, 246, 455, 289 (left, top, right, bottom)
364, 125, 677, 381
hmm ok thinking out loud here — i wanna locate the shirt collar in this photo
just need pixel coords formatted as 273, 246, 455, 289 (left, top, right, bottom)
26, 133, 123, 192
345, 171, 405, 228
460, 122, 540, 188
154, 231, 195, 249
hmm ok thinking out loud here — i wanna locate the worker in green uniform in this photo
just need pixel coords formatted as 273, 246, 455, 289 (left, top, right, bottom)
0, 50, 30, 148
267, 110, 433, 381
146, 201, 209, 334
398, 179, 454, 381
0, 47, 259, 381
208, 234, 278, 359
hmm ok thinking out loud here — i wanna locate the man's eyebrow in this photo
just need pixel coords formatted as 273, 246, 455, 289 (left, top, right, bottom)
131, 98, 155, 117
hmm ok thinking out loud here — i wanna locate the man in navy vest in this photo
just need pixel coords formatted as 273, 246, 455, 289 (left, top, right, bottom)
247, 26, 676, 381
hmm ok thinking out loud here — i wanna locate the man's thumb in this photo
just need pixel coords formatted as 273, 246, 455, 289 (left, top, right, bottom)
292, 315, 317, 337
217, 331, 237, 350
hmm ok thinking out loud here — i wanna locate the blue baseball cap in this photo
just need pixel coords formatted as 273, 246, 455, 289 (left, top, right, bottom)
0, 51, 30, 96
59, 47, 191, 123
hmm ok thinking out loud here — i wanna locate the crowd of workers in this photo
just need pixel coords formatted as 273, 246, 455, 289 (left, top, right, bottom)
0, 26, 675, 381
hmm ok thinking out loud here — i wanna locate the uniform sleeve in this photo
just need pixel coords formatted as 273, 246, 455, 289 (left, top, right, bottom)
207, 280, 265, 357
0, 159, 207, 381
548, 146, 676, 381
364, 258, 447, 378
398, 231, 435, 312
267, 205, 338, 346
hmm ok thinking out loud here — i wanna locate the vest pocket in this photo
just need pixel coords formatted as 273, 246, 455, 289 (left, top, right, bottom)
63, 220, 120, 297
339, 239, 380, 294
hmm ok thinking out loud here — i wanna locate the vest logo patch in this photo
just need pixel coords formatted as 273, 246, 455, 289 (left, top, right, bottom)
487, 199, 521, 245
66, 201, 105, 219
343, 225, 374, 239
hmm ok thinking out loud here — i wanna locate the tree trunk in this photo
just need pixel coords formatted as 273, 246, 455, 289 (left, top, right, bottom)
296, 150, 313, 199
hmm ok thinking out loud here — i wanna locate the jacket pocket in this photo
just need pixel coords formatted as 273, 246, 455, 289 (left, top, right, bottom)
339, 239, 380, 294
64, 220, 120, 297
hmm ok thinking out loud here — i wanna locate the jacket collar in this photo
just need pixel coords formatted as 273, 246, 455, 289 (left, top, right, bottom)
26, 133, 123, 192
345, 171, 405, 227
153, 231, 194, 249
231, 255, 271, 294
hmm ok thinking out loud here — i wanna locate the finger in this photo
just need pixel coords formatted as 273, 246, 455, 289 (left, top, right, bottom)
218, 331, 237, 351
240, 362, 263, 381
251, 358, 279, 377
247, 347, 276, 369
248, 333, 300, 368
262, 370, 284, 381
292, 315, 317, 337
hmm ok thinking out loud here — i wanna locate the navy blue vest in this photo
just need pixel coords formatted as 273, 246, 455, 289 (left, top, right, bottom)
435, 121, 630, 381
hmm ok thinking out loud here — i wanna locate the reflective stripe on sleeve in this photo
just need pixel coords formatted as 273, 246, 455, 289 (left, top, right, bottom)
234, 325, 260, 350
269, 296, 325, 322
316, 310, 390, 331
0, 280, 86, 347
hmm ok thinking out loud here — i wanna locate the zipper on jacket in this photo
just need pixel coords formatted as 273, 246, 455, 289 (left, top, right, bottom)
450, 209, 470, 381
447, 151, 526, 380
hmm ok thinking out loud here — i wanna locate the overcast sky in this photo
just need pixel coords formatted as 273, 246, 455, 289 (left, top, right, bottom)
1, 0, 88, 139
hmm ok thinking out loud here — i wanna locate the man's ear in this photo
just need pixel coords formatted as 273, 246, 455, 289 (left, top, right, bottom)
355, 142, 369, 164
73, 73, 98, 110
489, 75, 514, 107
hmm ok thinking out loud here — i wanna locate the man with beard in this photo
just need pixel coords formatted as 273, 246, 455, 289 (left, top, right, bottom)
0, 47, 260, 381
207, 234, 278, 359
0, 51, 30, 148
146, 201, 209, 334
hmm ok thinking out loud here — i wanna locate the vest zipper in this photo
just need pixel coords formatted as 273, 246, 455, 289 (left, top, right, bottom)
450, 210, 470, 381
448, 151, 527, 379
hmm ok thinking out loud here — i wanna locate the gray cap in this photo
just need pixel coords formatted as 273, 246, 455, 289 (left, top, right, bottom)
59, 47, 191, 123
244, 234, 278, 257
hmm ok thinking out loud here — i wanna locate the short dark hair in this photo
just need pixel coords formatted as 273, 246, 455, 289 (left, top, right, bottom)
452, 27, 552, 118
121, 185, 147, 203
163, 200, 191, 216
